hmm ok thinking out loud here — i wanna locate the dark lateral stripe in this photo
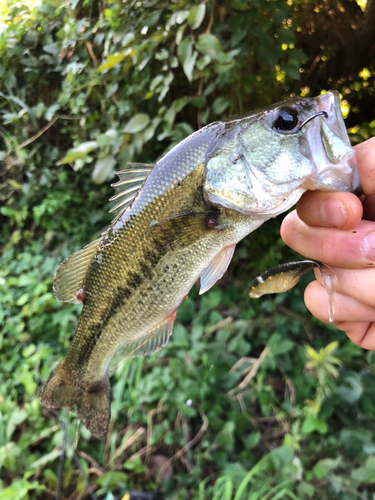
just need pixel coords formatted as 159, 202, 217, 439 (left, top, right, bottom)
75, 240, 169, 364
71, 163, 209, 369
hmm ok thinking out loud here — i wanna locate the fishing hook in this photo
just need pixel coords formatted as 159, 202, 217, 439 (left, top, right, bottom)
298, 110, 328, 131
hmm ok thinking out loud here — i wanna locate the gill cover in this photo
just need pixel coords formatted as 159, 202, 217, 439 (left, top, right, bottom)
204, 91, 358, 216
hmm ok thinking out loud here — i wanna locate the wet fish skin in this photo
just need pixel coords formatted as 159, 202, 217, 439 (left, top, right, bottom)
42, 164, 258, 437
41, 91, 358, 438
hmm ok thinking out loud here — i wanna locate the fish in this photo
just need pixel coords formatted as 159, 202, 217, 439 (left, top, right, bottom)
249, 259, 337, 322
41, 91, 358, 438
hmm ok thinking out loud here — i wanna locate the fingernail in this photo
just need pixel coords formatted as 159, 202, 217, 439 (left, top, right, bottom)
319, 200, 347, 227
362, 232, 375, 261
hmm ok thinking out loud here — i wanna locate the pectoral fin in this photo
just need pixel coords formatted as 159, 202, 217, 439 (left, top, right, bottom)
199, 245, 236, 294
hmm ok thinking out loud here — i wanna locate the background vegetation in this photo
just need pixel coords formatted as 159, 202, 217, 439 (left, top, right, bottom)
1, 0, 375, 498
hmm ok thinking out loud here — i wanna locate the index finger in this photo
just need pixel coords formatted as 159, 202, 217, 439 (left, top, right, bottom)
280, 216, 375, 268
355, 137, 375, 196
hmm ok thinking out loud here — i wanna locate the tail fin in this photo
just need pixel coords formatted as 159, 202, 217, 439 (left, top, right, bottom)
40, 358, 111, 439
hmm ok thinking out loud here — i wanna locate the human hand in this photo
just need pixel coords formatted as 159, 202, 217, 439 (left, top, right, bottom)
280, 137, 375, 349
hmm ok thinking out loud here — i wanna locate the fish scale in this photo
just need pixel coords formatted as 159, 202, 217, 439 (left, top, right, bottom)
41, 91, 359, 438
80, 164, 255, 381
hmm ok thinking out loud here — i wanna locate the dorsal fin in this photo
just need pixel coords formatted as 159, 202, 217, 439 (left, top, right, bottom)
109, 163, 154, 216
53, 238, 101, 303
199, 245, 236, 295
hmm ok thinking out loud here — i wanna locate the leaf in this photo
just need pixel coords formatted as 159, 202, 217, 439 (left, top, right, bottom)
124, 113, 150, 133
191, 96, 205, 108
45, 103, 59, 121
92, 155, 116, 184
43, 42, 60, 54
297, 482, 314, 498
302, 415, 328, 435
175, 10, 189, 24
183, 51, 197, 81
60, 141, 98, 164
277, 29, 296, 46
98, 52, 126, 71
6, 409, 27, 440
312, 462, 328, 480
351, 457, 375, 484
29, 449, 61, 470
217, 421, 235, 450
16, 293, 28, 306
283, 60, 301, 80
0, 479, 43, 500
196, 34, 221, 56
268, 333, 294, 356
178, 38, 193, 64
337, 373, 363, 404
212, 97, 230, 115
188, 4, 206, 30
96, 471, 128, 488
270, 445, 294, 467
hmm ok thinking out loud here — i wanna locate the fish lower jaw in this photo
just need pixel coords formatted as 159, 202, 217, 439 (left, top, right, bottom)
255, 188, 307, 217
207, 187, 306, 218
301, 164, 359, 193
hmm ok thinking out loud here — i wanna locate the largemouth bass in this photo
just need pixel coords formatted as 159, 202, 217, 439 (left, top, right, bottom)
41, 91, 358, 438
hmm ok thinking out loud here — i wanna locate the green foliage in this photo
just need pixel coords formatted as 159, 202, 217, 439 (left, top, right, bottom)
1, 0, 375, 499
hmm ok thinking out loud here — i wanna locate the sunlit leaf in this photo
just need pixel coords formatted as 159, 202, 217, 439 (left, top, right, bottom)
196, 33, 221, 56
183, 51, 197, 81
92, 155, 116, 184
98, 52, 126, 71
188, 4, 206, 30
124, 113, 150, 133
60, 141, 98, 164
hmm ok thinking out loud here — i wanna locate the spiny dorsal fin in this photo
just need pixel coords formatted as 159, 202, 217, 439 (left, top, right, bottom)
109, 163, 154, 216
199, 245, 236, 295
117, 311, 176, 360
53, 238, 101, 303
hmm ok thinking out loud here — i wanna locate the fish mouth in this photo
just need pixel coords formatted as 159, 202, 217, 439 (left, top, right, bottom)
301, 91, 359, 193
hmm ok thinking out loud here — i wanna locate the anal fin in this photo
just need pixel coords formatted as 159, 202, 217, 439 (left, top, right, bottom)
118, 311, 177, 359
53, 238, 100, 303
199, 245, 236, 295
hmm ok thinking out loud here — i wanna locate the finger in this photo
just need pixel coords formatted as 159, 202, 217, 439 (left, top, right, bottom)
334, 321, 375, 351
281, 216, 375, 268
354, 137, 375, 196
363, 194, 375, 221
305, 281, 375, 350
304, 281, 375, 323
313, 266, 375, 309
295, 191, 362, 229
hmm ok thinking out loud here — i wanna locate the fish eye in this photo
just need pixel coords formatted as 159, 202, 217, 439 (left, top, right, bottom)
272, 107, 299, 132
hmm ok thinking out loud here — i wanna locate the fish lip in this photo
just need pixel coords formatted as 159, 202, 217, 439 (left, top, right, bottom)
306, 91, 360, 193
316, 91, 352, 149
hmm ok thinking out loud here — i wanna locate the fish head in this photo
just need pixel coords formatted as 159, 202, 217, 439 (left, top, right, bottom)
204, 91, 359, 216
